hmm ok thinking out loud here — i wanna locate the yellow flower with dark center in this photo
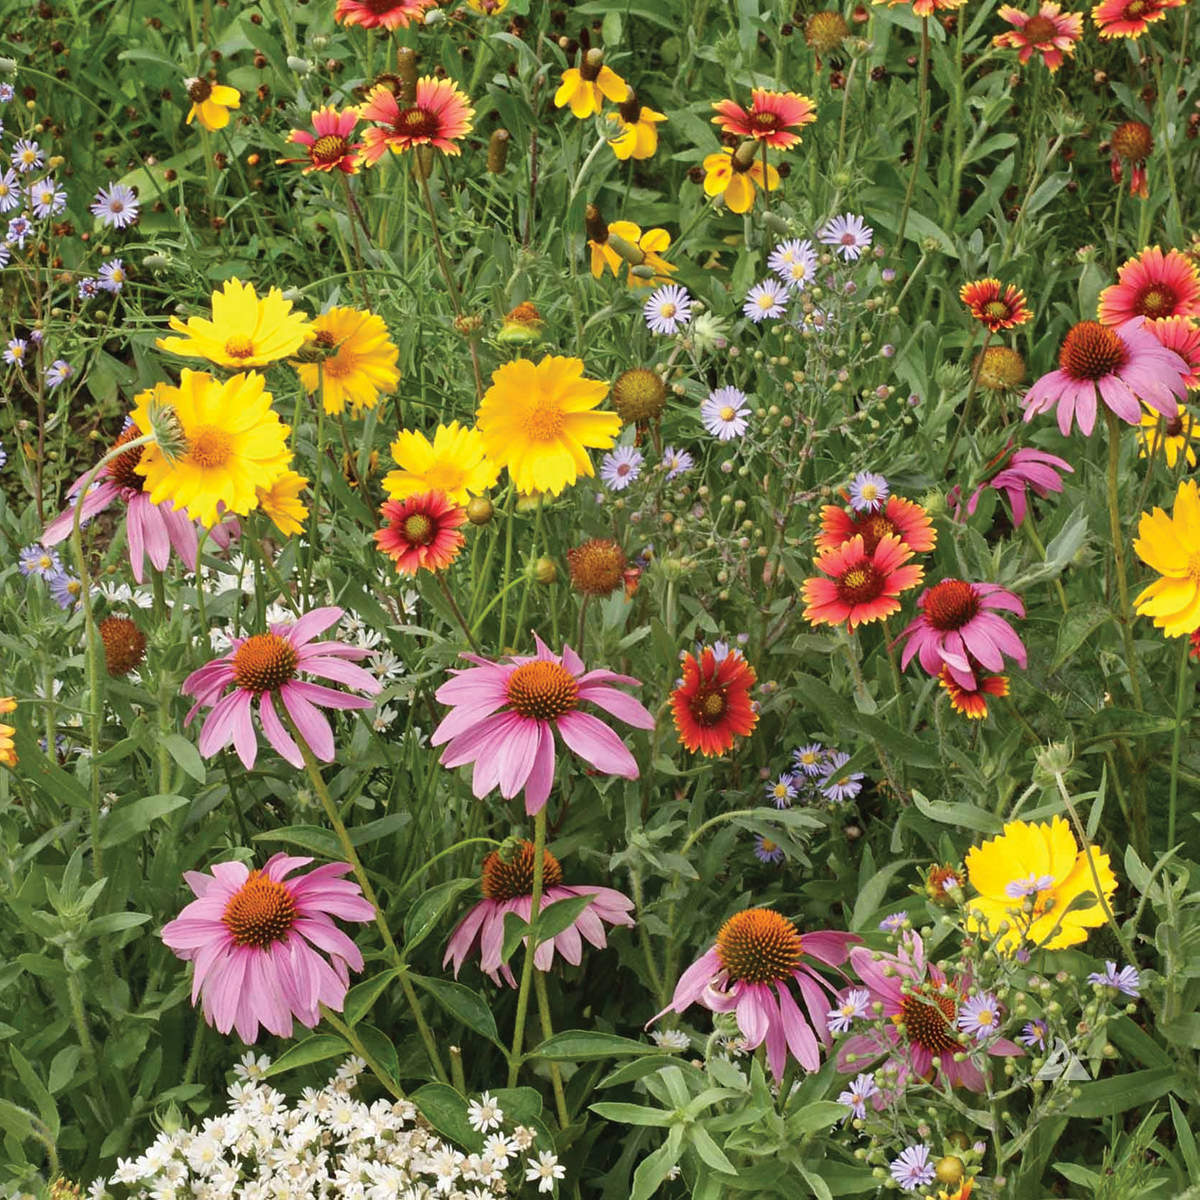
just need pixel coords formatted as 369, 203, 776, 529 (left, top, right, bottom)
384, 421, 498, 506
608, 100, 667, 161
295, 307, 401, 414
964, 817, 1116, 951
476, 356, 619, 496
185, 77, 242, 132
131, 370, 292, 528
1138, 405, 1200, 470
554, 50, 628, 119
0, 696, 16, 768
1133, 478, 1200, 636
257, 468, 309, 536
588, 219, 676, 287
702, 145, 779, 214
158, 278, 313, 369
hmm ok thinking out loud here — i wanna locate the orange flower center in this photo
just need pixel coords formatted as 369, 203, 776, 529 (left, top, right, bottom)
896, 984, 961, 1054
187, 425, 235, 469
222, 871, 298, 948
715, 908, 803, 984
1022, 14, 1058, 39
567, 538, 626, 595
522, 396, 566, 441
323, 348, 354, 379
232, 632, 300, 694
506, 660, 579, 721
984, 300, 1011, 321
1134, 285, 1176, 319
1058, 320, 1128, 381
923, 579, 979, 631
107, 425, 146, 491
836, 561, 886, 606
311, 133, 350, 164
480, 841, 564, 900
100, 616, 147, 676
224, 335, 256, 360
397, 106, 439, 138
403, 513, 435, 544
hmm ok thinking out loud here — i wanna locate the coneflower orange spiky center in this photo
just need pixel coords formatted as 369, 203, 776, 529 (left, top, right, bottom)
715, 908, 803, 984
232, 633, 300, 694
221, 872, 298, 948
1058, 321, 1129, 380
923, 580, 980, 631
480, 841, 564, 899
506, 661, 580, 721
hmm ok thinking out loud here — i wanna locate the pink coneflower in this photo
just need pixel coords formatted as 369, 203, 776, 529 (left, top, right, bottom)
359, 77, 475, 165
160, 854, 374, 1043
650, 908, 859, 1080
993, 2, 1083, 71
42, 424, 234, 583
1098, 247, 1200, 327
182, 606, 380, 769
1022, 317, 1190, 436
962, 445, 1073, 526
898, 579, 1025, 689
334, 0, 434, 28
444, 841, 634, 985
430, 635, 655, 815
278, 106, 363, 174
837, 933, 1021, 1092
711, 88, 817, 150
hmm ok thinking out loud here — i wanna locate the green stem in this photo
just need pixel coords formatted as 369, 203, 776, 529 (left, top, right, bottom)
942, 329, 992, 475
1104, 410, 1144, 713
321, 1006, 406, 1099
498, 487, 516, 651
507, 807, 547, 1087
532, 970, 571, 1129
1021, 512, 1068, 614
1167, 634, 1190, 850
880, 617, 909, 732
894, 16, 930, 253
1149, 55, 1183, 236
436, 571, 481, 653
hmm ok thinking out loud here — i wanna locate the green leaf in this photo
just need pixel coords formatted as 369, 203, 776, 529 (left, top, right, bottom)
798, 1162, 834, 1200
402, 879, 478, 959
163, 733, 206, 784
689, 1124, 737, 1174
0, 1099, 36, 1143
356, 1024, 401, 1087
530, 1030, 652, 1061
100, 794, 189, 848
501, 911, 531, 964
343, 970, 400, 1027
1065, 1067, 1177, 1117
631, 1126, 684, 1200
1052, 603, 1112, 671
10, 1046, 57, 1139
408, 974, 502, 1046
83, 911, 151, 939
264, 1034, 349, 1078
589, 1101, 674, 1127
912, 790, 1002, 834
253, 824, 340, 858
14, 730, 89, 809
48, 1047, 81, 1095
413, 1083, 479, 1150
533, 894, 595, 944
785, 1100, 851, 1135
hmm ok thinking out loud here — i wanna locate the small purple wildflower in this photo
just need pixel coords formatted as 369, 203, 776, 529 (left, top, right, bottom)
10, 138, 43, 173
77, 277, 101, 301
98, 258, 126, 294
768, 238, 817, 290
792, 743, 825, 777
957, 992, 1003, 1041
1087, 962, 1140, 998
827, 988, 871, 1035
661, 445, 693, 480
19, 544, 63, 579
48, 571, 83, 610
743, 278, 789, 323
1019, 1019, 1048, 1048
820, 750, 864, 802
643, 284, 692, 335
890, 1145, 935, 1192
90, 182, 139, 230
0, 442, 6, 469
0, 84, 13, 103
879, 912, 908, 932
753, 835, 784, 864
0, 168, 19, 213
847, 472, 889, 513
701, 386, 749, 441
28, 176, 66, 219
819, 212, 873, 262
1004, 873, 1055, 900
45, 359, 72, 390
881, 267, 896, 283
7, 215, 32, 249
599, 445, 643, 491
3, 337, 27, 366
837, 1073, 878, 1121
764, 774, 797, 808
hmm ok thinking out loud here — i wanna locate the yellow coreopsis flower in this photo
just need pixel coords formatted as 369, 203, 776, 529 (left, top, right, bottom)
295, 307, 401, 414
588, 220, 675, 288
185, 77, 242, 132
702, 145, 780, 214
384, 421, 499, 506
1134, 478, 1200, 636
608, 101, 667, 161
0, 696, 16, 768
476, 356, 620, 496
131, 370, 292, 528
964, 817, 1117, 952
1138, 404, 1200, 470
158, 278, 313, 369
554, 50, 628, 119
257, 468, 310, 536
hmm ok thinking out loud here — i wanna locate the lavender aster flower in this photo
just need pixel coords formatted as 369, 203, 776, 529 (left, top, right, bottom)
768, 238, 817, 290
0, 168, 19, 213
661, 445, 693, 480
19, 544, 63, 578
879, 911, 908, 932
1087, 962, 1140, 997
1004, 873, 1055, 900
3, 337, 26, 366
753, 834, 784, 864
819, 212, 874, 262
1019, 1019, 1048, 1048
44, 359, 72, 390
792, 743, 825, 777
957, 992, 1003, 1041
701, 386, 749, 441
0, 84, 13, 103
90, 182, 139, 229
28, 176, 66, 219
98, 258, 126, 293
643, 284, 692, 335
7, 215, 32, 249
820, 750, 864, 802
77, 277, 100, 301
890, 1145, 935, 1192
743, 278, 789, 323
764, 774, 797, 808
48, 571, 82, 610
837, 1073, 878, 1120
599, 445, 643, 491
847, 471, 889, 513
827, 988, 870, 1035
10, 138, 43, 173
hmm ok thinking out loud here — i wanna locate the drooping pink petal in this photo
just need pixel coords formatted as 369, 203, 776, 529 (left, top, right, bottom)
556, 710, 640, 778
280, 684, 336, 762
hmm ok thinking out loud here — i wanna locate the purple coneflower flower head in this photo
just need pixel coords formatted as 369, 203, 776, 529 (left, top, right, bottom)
28, 177, 66, 219
890, 1144, 935, 1192
847, 471, 889, 513
743, 278, 789, 323
10, 138, 43, 173
643, 284, 692, 335
957, 991, 1003, 1041
1022, 317, 1189, 437
182, 606, 380, 770
837, 1073, 878, 1120
792, 742, 825, 776
701, 386, 749, 441
431, 634, 655, 816
90, 182, 139, 229
768, 238, 817, 290
1004, 872, 1055, 900
44, 359, 72, 389
0, 168, 19, 212
160, 854, 374, 1043
965, 445, 1073, 526
600, 444, 643, 491
0, 84, 13, 103
98, 258, 127, 293
77, 277, 100, 301
1019, 1018, 1048, 1048
48, 570, 83, 610
661, 445, 693, 480
753, 834, 784, 864
1087, 961, 1141, 997
7, 215, 32, 248
4, 337, 27, 366
764, 773, 797, 808
827, 987, 871, 1035
819, 212, 873, 262
19, 543, 62, 578
820, 750, 864, 802
879, 911, 908, 932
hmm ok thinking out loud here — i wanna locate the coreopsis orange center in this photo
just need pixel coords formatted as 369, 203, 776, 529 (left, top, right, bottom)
715, 909, 804, 984
523, 397, 566, 441
232, 633, 300, 694
224, 336, 255, 360
480, 842, 564, 899
506, 660, 580, 720
1058, 321, 1128, 381
924, 580, 980, 631
188, 426, 235, 469
221, 872, 298, 947
896, 986, 960, 1054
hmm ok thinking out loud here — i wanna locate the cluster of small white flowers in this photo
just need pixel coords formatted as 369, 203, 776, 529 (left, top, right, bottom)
91, 1060, 567, 1200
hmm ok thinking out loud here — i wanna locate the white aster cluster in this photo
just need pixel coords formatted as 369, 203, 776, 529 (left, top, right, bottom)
90, 1058, 566, 1200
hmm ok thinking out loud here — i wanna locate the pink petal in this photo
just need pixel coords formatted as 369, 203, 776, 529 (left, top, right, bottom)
280, 685, 335, 762
576, 682, 656, 729
556, 710, 639, 779
286, 607, 344, 648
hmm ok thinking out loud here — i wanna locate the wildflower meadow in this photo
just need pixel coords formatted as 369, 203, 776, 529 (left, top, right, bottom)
1, 0, 1199, 1195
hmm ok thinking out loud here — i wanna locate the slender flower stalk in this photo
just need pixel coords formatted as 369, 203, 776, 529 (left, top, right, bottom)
895, 17, 930, 250
508, 807, 548, 1087
1104, 409, 1144, 712
1168, 634, 1189, 849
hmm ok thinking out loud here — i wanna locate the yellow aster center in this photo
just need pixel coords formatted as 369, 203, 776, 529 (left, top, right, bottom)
790, 263, 808, 280
859, 483, 879, 502
660, 302, 676, 318
224, 335, 255, 359
757, 294, 775, 310
719, 405, 736, 421
523, 396, 566, 441
773, 783, 789, 798
187, 426, 234, 469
